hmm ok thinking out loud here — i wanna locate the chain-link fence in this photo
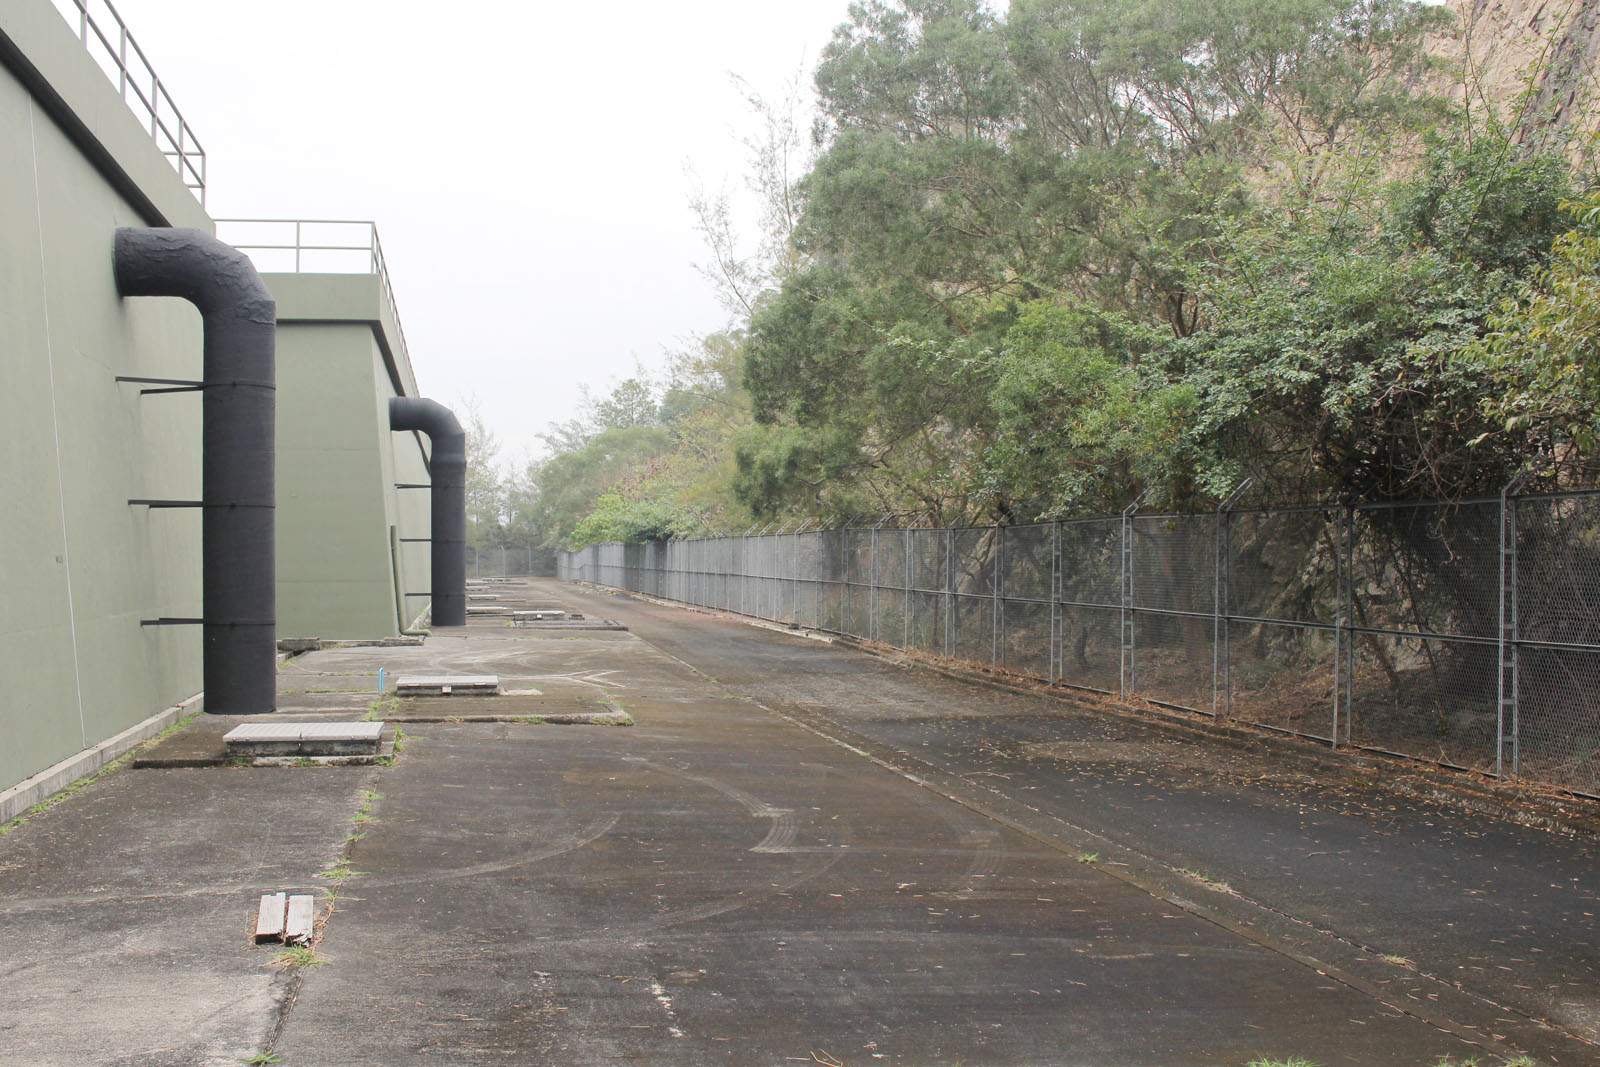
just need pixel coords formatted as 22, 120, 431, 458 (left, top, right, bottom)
559, 493, 1600, 797
465, 545, 548, 578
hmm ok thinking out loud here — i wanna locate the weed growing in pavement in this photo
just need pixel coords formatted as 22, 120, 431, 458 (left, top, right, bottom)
269, 945, 326, 970
1075, 852, 1099, 864
347, 790, 381, 830
277, 779, 382, 978
596, 693, 635, 725
0, 713, 199, 835
373, 726, 410, 766
1177, 867, 1233, 894
239, 1054, 281, 1065
318, 856, 365, 883
363, 695, 399, 722
343, 790, 382, 841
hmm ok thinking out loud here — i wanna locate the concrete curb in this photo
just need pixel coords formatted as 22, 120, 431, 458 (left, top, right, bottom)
387, 710, 633, 726
835, 634, 1600, 838
828, 631, 1600, 838
0, 690, 202, 824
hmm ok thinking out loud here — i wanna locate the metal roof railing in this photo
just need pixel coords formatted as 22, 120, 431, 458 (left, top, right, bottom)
212, 218, 415, 381
50, 0, 206, 205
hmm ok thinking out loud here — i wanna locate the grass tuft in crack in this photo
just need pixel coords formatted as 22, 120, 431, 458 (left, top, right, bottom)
376, 726, 410, 766
363, 695, 399, 722
1177, 867, 1233, 894
1, 713, 199, 835
269, 945, 327, 970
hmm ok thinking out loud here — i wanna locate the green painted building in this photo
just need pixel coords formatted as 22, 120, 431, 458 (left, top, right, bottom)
1, 1, 440, 817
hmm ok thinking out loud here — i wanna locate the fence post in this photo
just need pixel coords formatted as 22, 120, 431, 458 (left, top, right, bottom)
904, 527, 912, 650
945, 527, 955, 657
1119, 494, 1146, 701
1498, 470, 1531, 777
1214, 481, 1252, 718
794, 534, 802, 628
870, 525, 880, 643
1213, 512, 1224, 718
1051, 521, 1062, 685
993, 526, 1004, 668
1336, 506, 1355, 748
841, 528, 850, 635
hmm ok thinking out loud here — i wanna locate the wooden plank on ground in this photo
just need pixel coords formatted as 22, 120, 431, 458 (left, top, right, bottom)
254, 892, 287, 942
284, 894, 316, 944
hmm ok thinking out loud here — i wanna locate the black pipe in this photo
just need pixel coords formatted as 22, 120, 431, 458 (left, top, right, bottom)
388, 397, 466, 626
114, 227, 276, 714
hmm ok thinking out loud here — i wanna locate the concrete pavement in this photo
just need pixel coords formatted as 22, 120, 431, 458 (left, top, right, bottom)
0, 577, 1594, 1065
583, 583, 1600, 1060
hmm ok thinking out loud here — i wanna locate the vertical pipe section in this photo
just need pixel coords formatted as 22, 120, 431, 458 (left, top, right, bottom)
114, 227, 276, 714
388, 397, 466, 626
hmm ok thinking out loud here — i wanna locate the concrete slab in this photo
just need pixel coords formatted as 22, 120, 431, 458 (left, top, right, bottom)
510, 616, 625, 630
394, 674, 499, 697
392, 691, 628, 724
4, 576, 1595, 1065
272, 720, 1494, 1067
226, 722, 385, 742
132, 712, 388, 766
224, 721, 385, 757
0, 761, 378, 1065
562, 577, 1600, 1063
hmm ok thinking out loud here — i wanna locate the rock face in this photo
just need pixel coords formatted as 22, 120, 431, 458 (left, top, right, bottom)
1443, 0, 1600, 148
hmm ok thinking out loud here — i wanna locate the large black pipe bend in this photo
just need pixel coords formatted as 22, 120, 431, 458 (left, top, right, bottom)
114, 227, 277, 715
389, 397, 466, 627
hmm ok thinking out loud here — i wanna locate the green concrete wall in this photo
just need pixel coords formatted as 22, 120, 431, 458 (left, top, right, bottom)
1, 1, 441, 798
0, 15, 208, 791
276, 324, 393, 638
271, 274, 434, 640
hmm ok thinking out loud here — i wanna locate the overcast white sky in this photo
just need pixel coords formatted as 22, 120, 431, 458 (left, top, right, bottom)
90, 0, 854, 469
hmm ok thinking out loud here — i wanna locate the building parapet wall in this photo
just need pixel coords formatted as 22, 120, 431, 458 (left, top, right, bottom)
216, 220, 421, 399
0, 0, 208, 228
46, 0, 205, 204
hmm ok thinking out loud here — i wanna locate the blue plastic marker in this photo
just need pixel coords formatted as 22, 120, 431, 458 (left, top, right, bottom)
378, 667, 385, 693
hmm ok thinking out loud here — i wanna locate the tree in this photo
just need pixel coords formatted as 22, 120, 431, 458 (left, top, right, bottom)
463, 405, 505, 549
534, 0, 1597, 547
1168, 132, 1573, 503
1474, 188, 1600, 458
